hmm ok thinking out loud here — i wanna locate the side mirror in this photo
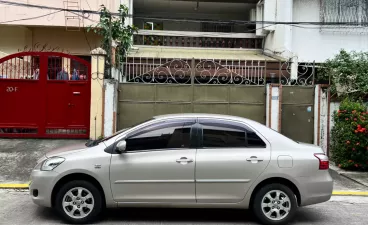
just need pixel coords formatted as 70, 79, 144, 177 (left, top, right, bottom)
115, 140, 126, 154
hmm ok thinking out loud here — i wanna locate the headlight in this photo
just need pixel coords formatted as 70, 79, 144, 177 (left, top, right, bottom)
41, 157, 65, 171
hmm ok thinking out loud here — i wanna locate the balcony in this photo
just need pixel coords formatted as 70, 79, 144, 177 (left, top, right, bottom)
133, 0, 262, 49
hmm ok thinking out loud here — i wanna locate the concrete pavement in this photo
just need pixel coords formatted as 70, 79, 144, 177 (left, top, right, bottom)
0, 139, 85, 183
0, 189, 367, 225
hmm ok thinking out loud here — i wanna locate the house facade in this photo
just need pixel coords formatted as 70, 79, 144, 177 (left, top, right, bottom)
0, 0, 366, 149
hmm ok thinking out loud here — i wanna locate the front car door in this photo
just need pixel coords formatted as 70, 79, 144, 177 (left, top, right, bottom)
109, 118, 197, 203
195, 118, 271, 203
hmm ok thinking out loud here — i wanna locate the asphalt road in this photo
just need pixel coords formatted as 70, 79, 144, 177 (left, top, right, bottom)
0, 189, 367, 225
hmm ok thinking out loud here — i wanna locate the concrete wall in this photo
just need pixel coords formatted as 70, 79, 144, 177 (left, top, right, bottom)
264, 0, 368, 62
0, 0, 120, 27
263, 0, 294, 59
0, 26, 32, 55
90, 49, 106, 140
0, 26, 101, 56
292, 0, 368, 62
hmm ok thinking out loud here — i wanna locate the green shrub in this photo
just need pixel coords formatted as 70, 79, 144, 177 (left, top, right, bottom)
331, 99, 368, 171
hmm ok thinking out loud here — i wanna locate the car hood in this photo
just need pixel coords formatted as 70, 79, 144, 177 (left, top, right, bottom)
45, 142, 88, 158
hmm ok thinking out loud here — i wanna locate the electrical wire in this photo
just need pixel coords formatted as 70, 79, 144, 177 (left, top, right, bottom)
1, 0, 368, 26
0, 9, 62, 24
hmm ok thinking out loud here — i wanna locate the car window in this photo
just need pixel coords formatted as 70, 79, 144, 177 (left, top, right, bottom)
200, 120, 266, 148
201, 124, 246, 148
246, 127, 266, 148
125, 121, 194, 151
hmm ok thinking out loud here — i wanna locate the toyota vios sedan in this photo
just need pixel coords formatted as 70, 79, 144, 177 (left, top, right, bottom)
30, 114, 333, 225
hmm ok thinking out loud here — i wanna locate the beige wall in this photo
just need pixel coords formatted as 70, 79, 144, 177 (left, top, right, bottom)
0, 26, 32, 55
0, 25, 101, 56
0, 0, 120, 27
90, 50, 106, 139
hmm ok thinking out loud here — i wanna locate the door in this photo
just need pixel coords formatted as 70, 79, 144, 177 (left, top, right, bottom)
281, 86, 314, 143
110, 119, 197, 202
195, 118, 271, 203
68, 82, 89, 126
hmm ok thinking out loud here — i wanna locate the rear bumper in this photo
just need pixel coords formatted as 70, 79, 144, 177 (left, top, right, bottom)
296, 171, 333, 206
29, 170, 59, 208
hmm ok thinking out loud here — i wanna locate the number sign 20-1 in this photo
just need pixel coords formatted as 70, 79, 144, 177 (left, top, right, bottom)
6, 87, 18, 92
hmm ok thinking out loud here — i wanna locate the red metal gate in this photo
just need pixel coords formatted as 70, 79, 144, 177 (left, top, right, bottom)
0, 52, 91, 138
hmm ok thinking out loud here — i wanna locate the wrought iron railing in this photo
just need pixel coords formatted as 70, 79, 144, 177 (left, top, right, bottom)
133, 31, 263, 49
121, 57, 316, 86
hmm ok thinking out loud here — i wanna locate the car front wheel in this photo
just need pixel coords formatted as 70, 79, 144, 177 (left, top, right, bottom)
253, 184, 297, 225
55, 180, 103, 224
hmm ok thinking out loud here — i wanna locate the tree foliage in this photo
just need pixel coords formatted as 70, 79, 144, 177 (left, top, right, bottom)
331, 99, 368, 171
319, 50, 368, 99
87, 4, 137, 77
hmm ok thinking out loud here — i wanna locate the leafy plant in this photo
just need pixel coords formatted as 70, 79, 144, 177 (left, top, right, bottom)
319, 50, 368, 99
87, 4, 138, 78
331, 98, 368, 171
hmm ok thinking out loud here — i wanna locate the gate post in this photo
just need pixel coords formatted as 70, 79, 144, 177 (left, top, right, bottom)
90, 48, 106, 140
266, 84, 281, 131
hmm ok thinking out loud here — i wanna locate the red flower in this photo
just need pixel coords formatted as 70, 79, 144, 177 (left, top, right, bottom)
358, 125, 362, 128
355, 164, 359, 168
352, 148, 356, 151
338, 110, 341, 113
352, 110, 357, 114
355, 130, 358, 133
345, 118, 349, 121
354, 118, 357, 121
346, 141, 351, 144
356, 142, 360, 145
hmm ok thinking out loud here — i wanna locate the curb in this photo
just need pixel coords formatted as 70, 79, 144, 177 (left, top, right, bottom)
0, 183, 29, 189
329, 163, 368, 188
1, 184, 368, 196
332, 191, 368, 196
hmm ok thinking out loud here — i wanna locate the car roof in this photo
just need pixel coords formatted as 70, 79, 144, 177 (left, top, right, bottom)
153, 113, 256, 123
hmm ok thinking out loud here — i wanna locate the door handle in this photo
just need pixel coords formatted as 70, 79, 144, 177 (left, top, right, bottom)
176, 157, 193, 164
246, 156, 263, 163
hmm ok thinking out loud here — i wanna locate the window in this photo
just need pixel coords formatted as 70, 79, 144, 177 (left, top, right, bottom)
202, 124, 246, 148
322, 0, 368, 24
247, 128, 266, 148
201, 22, 233, 33
200, 120, 266, 148
125, 121, 194, 151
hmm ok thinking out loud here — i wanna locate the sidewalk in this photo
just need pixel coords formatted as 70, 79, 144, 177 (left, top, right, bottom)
0, 139, 85, 184
329, 163, 368, 187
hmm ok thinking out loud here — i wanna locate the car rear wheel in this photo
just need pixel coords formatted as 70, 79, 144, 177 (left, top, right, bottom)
55, 180, 103, 224
253, 184, 297, 225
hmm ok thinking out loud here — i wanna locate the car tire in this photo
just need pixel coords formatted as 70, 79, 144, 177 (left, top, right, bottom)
55, 180, 103, 224
253, 183, 297, 225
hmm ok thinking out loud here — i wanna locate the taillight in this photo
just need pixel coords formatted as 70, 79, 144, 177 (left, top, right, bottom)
314, 153, 329, 170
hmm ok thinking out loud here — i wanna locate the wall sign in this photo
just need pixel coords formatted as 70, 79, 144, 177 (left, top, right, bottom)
6, 87, 18, 92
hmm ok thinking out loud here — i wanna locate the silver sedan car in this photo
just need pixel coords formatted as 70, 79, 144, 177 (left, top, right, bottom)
30, 114, 333, 225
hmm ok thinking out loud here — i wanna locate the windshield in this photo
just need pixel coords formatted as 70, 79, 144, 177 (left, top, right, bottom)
85, 118, 155, 147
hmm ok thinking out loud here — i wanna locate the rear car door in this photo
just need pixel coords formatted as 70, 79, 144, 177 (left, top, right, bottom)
195, 118, 271, 203
109, 119, 197, 203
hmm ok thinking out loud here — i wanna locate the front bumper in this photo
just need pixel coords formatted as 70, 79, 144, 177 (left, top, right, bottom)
29, 170, 59, 208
